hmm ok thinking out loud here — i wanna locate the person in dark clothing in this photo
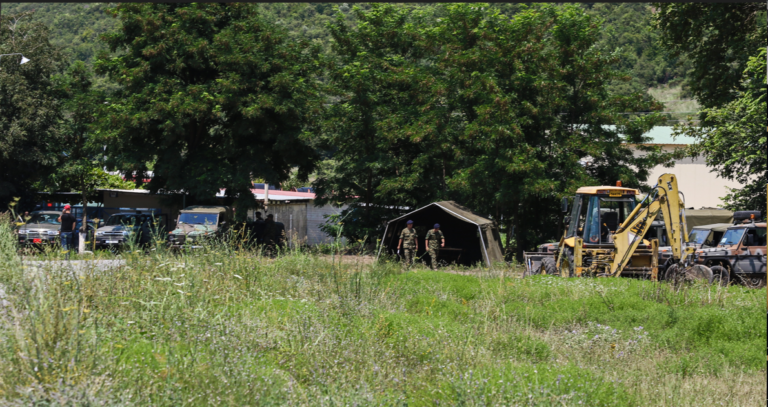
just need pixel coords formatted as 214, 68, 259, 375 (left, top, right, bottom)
57, 205, 77, 256
139, 218, 152, 252
263, 214, 277, 257
252, 211, 266, 245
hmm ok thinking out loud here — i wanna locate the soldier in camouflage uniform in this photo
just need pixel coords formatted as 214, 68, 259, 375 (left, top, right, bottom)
397, 220, 419, 267
425, 223, 445, 270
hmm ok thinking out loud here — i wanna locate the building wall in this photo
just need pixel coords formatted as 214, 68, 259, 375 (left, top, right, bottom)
307, 202, 348, 245
633, 145, 743, 208
267, 202, 309, 246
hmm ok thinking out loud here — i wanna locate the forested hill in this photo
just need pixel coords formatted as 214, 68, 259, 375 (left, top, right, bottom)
2, 2, 689, 94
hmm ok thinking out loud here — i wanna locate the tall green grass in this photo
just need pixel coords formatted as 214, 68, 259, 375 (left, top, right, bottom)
0, 213, 765, 406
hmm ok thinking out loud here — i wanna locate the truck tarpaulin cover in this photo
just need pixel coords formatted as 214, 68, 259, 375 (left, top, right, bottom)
377, 201, 504, 267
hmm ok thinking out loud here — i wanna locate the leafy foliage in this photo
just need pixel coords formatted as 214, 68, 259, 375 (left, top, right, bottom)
582, 3, 691, 96
0, 3, 121, 93
94, 3, 323, 214
316, 4, 673, 255
0, 11, 66, 210
654, 2, 767, 109
676, 49, 767, 212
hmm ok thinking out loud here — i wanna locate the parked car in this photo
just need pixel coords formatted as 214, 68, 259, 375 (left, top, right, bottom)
687, 223, 732, 249
168, 206, 233, 249
17, 211, 62, 247
95, 212, 167, 250
654, 222, 732, 275
694, 211, 766, 287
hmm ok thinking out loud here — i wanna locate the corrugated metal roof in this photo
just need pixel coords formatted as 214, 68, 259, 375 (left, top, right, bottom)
215, 188, 315, 201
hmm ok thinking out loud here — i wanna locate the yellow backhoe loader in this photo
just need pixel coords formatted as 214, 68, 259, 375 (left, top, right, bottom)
524, 173, 713, 282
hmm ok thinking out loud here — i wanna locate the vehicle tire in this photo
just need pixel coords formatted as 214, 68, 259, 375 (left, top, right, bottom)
558, 248, 575, 278
710, 266, 730, 287
664, 264, 683, 288
687, 265, 714, 285
541, 257, 558, 276
737, 274, 767, 289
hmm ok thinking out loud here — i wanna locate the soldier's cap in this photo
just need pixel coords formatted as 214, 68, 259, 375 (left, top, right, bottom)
406, 220, 414, 224
434, 223, 440, 228
267, 214, 274, 218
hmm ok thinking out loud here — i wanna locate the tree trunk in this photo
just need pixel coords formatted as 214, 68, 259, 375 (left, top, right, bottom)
79, 176, 87, 254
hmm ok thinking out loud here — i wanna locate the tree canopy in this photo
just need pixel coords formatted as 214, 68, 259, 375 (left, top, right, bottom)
654, 2, 767, 108
314, 4, 673, 255
0, 12, 66, 210
94, 3, 324, 212
655, 2, 767, 213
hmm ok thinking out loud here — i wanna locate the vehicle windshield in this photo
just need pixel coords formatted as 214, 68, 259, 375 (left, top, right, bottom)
719, 228, 746, 246
583, 198, 636, 244
26, 214, 61, 225
688, 229, 710, 245
178, 212, 218, 225
106, 214, 140, 226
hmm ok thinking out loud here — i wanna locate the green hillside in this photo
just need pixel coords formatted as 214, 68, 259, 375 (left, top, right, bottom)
2, 2, 690, 96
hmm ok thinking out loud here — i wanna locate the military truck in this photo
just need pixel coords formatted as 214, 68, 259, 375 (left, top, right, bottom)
17, 211, 62, 247
168, 206, 233, 249
95, 212, 167, 250
655, 222, 731, 275
694, 211, 766, 287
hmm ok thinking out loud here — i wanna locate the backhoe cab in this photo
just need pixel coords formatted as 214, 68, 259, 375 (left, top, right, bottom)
525, 174, 711, 282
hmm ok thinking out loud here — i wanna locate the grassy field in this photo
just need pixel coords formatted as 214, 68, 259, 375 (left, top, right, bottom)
0, 222, 765, 406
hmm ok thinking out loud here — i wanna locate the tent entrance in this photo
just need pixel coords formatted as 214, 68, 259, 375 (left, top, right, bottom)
378, 201, 503, 267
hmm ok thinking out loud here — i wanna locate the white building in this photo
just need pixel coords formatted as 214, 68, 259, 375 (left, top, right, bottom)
626, 126, 742, 208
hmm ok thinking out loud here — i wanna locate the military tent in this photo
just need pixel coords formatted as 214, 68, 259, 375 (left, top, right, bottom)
684, 208, 733, 230
377, 201, 504, 267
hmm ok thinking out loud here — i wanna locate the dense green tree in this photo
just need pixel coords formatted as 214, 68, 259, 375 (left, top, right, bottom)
314, 4, 672, 254
582, 3, 691, 96
35, 61, 133, 237
94, 3, 323, 215
676, 49, 767, 212
313, 4, 437, 241
1, 3, 121, 93
654, 2, 767, 109
656, 3, 766, 212
411, 4, 670, 258
0, 11, 66, 211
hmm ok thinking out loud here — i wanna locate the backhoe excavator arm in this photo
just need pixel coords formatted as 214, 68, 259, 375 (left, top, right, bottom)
609, 174, 691, 276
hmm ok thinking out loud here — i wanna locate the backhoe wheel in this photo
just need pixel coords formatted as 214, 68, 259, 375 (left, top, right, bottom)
664, 265, 684, 289
688, 265, 714, 285
710, 266, 730, 287
541, 257, 558, 276
558, 248, 575, 278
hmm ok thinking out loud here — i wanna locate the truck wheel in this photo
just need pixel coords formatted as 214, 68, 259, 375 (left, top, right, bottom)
710, 266, 730, 287
558, 248, 575, 278
541, 257, 558, 276
738, 274, 767, 289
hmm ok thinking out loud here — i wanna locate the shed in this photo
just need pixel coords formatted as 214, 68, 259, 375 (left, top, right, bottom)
377, 201, 504, 267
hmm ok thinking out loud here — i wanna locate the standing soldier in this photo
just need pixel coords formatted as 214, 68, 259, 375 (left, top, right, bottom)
425, 223, 445, 270
263, 214, 277, 257
397, 220, 418, 267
